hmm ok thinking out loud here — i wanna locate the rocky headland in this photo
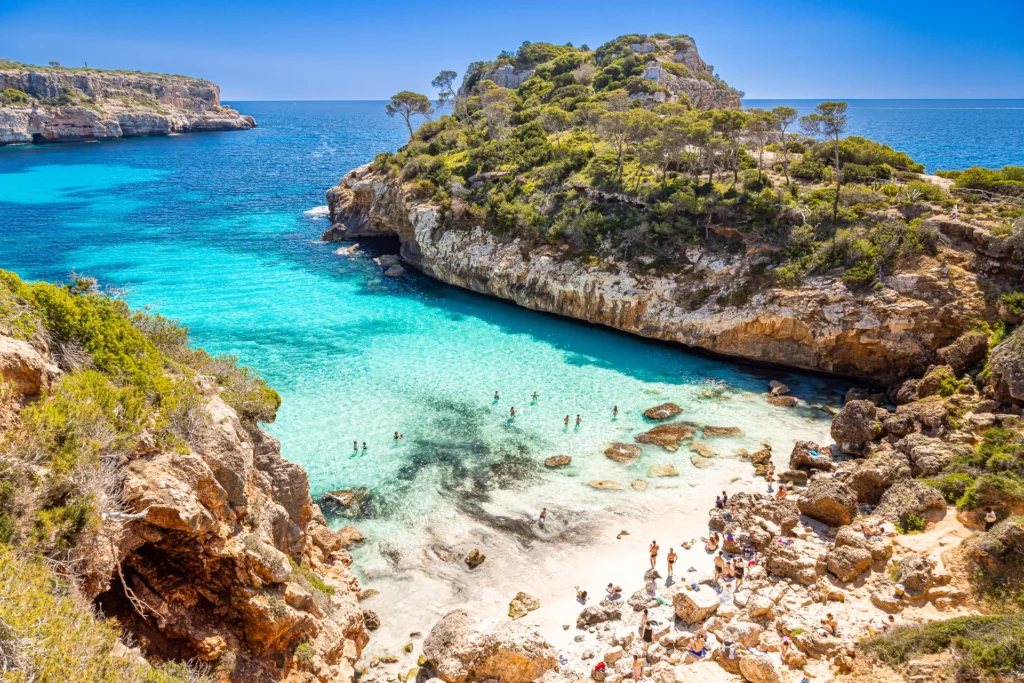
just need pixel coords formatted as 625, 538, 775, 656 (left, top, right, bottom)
0, 62, 255, 144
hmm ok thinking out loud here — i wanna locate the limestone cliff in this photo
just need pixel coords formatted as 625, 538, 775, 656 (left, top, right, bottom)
0, 63, 255, 145
0, 333, 366, 683
324, 165, 1018, 384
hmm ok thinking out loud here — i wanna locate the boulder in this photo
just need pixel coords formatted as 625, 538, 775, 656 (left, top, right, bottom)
576, 603, 622, 629
508, 592, 540, 619
917, 365, 962, 399
604, 443, 641, 463
989, 327, 1024, 403
746, 595, 774, 620
896, 433, 969, 477
703, 426, 743, 437
894, 379, 920, 405
0, 336, 59, 396
544, 455, 571, 468
831, 399, 882, 455
363, 609, 381, 630
788, 441, 834, 472
769, 380, 790, 396
834, 525, 892, 562
937, 331, 989, 375
766, 395, 798, 408
383, 264, 407, 278
690, 454, 711, 469
882, 405, 919, 438
720, 622, 763, 648
672, 588, 719, 624
763, 539, 822, 585
738, 650, 782, 683
897, 555, 936, 594
377, 254, 400, 267
874, 479, 947, 523
835, 449, 911, 504
635, 424, 695, 452
647, 464, 679, 477
464, 549, 485, 569
825, 545, 873, 582
797, 479, 859, 527
588, 480, 625, 491
777, 470, 808, 486
643, 403, 682, 421
708, 492, 800, 540
422, 610, 556, 683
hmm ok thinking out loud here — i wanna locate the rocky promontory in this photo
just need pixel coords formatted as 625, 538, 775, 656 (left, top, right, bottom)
0, 62, 255, 144
323, 164, 1015, 383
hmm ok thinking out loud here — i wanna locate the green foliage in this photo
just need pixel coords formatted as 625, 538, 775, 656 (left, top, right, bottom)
289, 557, 335, 596
929, 472, 975, 504
0, 87, 32, 105
0, 544, 208, 682
895, 513, 927, 534
861, 615, 1024, 679
953, 166, 1024, 197
294, 640, 317, 666
811, 135, 924, 172
1002, 292, 1024, 316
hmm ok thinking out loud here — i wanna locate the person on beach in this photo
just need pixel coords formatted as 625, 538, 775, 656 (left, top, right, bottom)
641, 619, 654, 651
666, 548, 677, 576
510, 406, 516, 418
780, 635, 791, 658
766, 473, 774, 492
721, 490, 729, 505
702, 533, 718, 552
733, 558, 745, 588
768, 463, 776, 477
605, 583, 622, 600
821, 613, 839, 636
776, 485, 788, 500
575, 414, 582, 426
632, 656, 643, 681
715, 495, 724, 509
985, 506, 997, 531
564, 415, 570, 427
646, 576, 657, 596
539, 507, 547, 527
574, 586, 588, 603
688, 630, 706, 656
714, 551, 726, 572
649, 541, 659, 569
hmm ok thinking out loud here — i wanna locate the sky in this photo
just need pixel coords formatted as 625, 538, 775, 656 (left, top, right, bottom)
2, 0, 1023, 101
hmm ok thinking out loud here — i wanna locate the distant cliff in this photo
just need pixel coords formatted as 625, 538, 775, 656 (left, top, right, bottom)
0, 62, 255, 144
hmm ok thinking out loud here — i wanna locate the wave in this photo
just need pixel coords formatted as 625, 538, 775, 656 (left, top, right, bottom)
304, 205, 330, 219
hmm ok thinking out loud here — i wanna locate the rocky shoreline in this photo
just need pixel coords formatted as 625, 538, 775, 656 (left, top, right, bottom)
0, 65, 255, 144
323, 165, 1020, 384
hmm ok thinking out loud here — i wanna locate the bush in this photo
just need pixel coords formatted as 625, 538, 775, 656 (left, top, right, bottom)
929, 472, 975, 504
1002, 292, 1024, 316
811, 135, 923, 172
0, 87, 32, 105
0, 545, 207, 682
790, 156, 826, 181
861, 615, 1024, 678
896, 514, 927, 534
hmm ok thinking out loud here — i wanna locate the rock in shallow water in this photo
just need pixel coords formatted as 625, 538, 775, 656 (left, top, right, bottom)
543, 455, 571, 468
642, 402, 682, 420
604, 442, 641, 463
635, 424, 695, 452
588, 480, 625, 490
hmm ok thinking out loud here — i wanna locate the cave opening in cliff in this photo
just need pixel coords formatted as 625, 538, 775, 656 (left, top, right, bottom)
93, 544, 204, 665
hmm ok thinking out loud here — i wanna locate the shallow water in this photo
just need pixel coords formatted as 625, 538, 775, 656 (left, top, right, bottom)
1, 100, 1003, 595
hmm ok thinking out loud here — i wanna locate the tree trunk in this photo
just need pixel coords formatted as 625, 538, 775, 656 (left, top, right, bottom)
832, 137, 841, 222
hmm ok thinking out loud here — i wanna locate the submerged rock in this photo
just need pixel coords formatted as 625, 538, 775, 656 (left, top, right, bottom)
647, 464, 679, 477
635, 424, 695, 452
588, 480, 625, 491
703, 425, 743, 437
604, 443, 641, 463
690, 441, 717, 458
643, 402, 682, 420
632, 479, 649, 490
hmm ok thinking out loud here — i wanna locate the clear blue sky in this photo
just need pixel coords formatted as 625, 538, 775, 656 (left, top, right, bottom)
3, 0, 1022, 100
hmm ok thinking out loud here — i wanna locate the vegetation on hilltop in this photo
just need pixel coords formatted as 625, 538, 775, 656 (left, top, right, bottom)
0, 58, 210, 82
365, 34, 1022, 296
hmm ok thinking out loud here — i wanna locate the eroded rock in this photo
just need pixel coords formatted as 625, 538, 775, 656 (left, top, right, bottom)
797, 479, 858, 527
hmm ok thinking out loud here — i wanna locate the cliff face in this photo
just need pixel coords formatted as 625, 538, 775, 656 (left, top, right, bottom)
0, 334, 366, 683
0, 65, 255, 145
325, 166, 1007, 384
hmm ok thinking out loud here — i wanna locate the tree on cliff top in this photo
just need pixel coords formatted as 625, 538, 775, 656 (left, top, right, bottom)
432, 70, 461, 118
385, 91, 434, 139
801, 101, 849, 222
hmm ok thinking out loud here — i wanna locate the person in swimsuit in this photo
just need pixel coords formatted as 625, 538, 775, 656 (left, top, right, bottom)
494, 391, 500, 400
733, 558, 745, 588
362, 442, 367, 450
564, 415, 570, 427
353, 441, 358, 450
632, 656, 643, 680
575, 414, 582, 426
539, 507, 547, 527
510, 406, 516, 418
666, 548, 677, 576
649, 541, 659, 569
532, 392, 539, 401
612, 405, 619, 417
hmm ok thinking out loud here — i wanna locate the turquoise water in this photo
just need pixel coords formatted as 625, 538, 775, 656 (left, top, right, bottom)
1, 99, 1015, 565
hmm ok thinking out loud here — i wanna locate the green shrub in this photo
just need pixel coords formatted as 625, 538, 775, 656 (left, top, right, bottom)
790, 157, 826, 181
929, 472, 975, 504
896, 514, 927, 534
0, 87, 32, 105
861, 615, 1024, 678
1002, 292, 1024, 316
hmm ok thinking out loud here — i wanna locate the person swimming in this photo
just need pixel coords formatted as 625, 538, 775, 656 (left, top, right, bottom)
362, 442, 367, 450
494, 391, 500, 400
353, 441, 358, 450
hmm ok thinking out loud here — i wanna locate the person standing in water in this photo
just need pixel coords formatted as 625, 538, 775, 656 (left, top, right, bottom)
362, 442, 368, 450
575, 414, 582, 426
539, 507, 547, 527
532, 392, 539, 401
564, 415, 570, 427
612, 405, 618, 417
353, 441, 358, 450
494, 391, 500, 400
510, 406, 516, 418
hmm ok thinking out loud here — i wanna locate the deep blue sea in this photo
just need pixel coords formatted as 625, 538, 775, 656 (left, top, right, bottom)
0, 100, 1019, 617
